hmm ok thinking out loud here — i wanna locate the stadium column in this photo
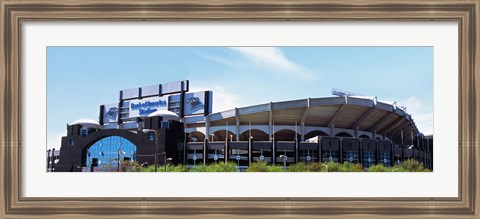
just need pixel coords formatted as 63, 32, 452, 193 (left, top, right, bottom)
225, 125, 228, 163
248, 137, 252, 165
269, 103, 274, 164
300, 123, 305, 142
295, 138, 299, 163
318, 137, 322, 163
235, 108, 240, 141
401, 130, 405, 161
272, 124, 276, 165
183, 133, 187, 165
203, 138, 207, 165
300, 98, 310, 142
205, 115, 210, 140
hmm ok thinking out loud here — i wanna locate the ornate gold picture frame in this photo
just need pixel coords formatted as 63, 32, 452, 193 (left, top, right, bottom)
1, 0, 479, 218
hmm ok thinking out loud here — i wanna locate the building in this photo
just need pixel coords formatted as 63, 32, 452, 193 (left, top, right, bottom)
53, 80, 433, 172
46, 149, 60, 172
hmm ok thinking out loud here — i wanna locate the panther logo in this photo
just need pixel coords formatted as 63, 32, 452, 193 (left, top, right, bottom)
105, 107, 118, 121
187, 97, 203, 110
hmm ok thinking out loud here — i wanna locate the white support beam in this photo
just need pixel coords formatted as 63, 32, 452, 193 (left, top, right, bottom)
350, 107, 375, 129
328, 104, 346, 128
235, 108, 240, 141
299, 98, 311, 141
368, 112, 395, 132
269, 102, 273, 140
381, 117, 405, 134
205, 114, 211, 138
390, 122, 411, 138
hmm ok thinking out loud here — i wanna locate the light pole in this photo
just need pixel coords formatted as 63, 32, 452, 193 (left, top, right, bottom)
280, 155, 287, 171
143, 129, 159, 172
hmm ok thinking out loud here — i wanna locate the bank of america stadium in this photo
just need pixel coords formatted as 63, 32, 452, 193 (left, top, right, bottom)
52, 80, 433, 172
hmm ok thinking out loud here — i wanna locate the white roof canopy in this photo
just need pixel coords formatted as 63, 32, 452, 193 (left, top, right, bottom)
148, 110, 180, 121
71, 119, 101, 129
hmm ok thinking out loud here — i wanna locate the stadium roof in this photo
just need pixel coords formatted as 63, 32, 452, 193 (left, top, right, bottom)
185, 96, 421, 140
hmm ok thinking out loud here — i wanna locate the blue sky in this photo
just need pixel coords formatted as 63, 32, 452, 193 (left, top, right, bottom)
47, 47, 433, 149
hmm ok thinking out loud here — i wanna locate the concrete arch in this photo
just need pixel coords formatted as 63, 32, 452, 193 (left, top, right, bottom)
358, 134, 371, 139
209, 125, 237, 135
239, 129, 269, 141
272, 125, 297, 133
80, 129, 140, 152
274, 129, 300, 141
211, 129, 236, 141
304, 130, 329, 140
332, 129, 355, 137
188, 131, 206, 142
239, 125, 269, 135
303, 126, 332, 136
335, 132, 354, 137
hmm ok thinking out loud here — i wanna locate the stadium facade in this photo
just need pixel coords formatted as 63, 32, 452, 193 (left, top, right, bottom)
54, 80, 433, 172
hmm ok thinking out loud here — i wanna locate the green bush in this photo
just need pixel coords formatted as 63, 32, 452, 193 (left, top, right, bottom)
288, 162, 309, 172
136, 159, 431, 172
368, 164, 392, 172
246, 161, 270, 172
369, 159, 431, 172
398, 159, 430, 172
307, 162, 328, 172
189, 164, 209, 172
324, 161, 340, 172
288, 162, 332, 172
340, 162, 364, 172
205, 162, 237, 172
165, 164, 190, 172
268, 165, 286, 172
122, 161, 142, 172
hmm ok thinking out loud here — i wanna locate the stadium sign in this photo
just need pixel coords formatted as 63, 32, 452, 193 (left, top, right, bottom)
102, 103, 119, 123
128, 96, 168, 118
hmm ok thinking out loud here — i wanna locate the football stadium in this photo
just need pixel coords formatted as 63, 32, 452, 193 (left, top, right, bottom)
52, 80, 433, 172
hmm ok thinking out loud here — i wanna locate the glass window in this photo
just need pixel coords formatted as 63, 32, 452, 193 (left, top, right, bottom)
322, 149, 339, 162
86, 136, 137, 172
379, 152, 392, 167
343, 150, 359, 164
148, 132, 155, 141
362, 151, 377, 169
161, 121, 170, 129
80, 128, 88, 137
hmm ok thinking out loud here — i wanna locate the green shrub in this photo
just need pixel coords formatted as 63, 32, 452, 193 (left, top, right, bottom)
246, 161, 270, 172
368, 164, 391, 172
141, 165, 155, 172
122, 161, 142, 172
189, 164, 209, 172
398, 159, 430, 172
165, 164, 189, 172
245, 162, 285, 172
268, 165, 286, 172
316, 161, 363, 172
288, 162, 309, 172
307, 162, 328, 172
340, 162, 364, 172
324, 161, 340, 172
288, 162, 329, 172
135, 159, 431, 172
205, 162, 237, 172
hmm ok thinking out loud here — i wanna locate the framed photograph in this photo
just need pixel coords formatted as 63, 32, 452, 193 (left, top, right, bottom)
1, 0, 479, 218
